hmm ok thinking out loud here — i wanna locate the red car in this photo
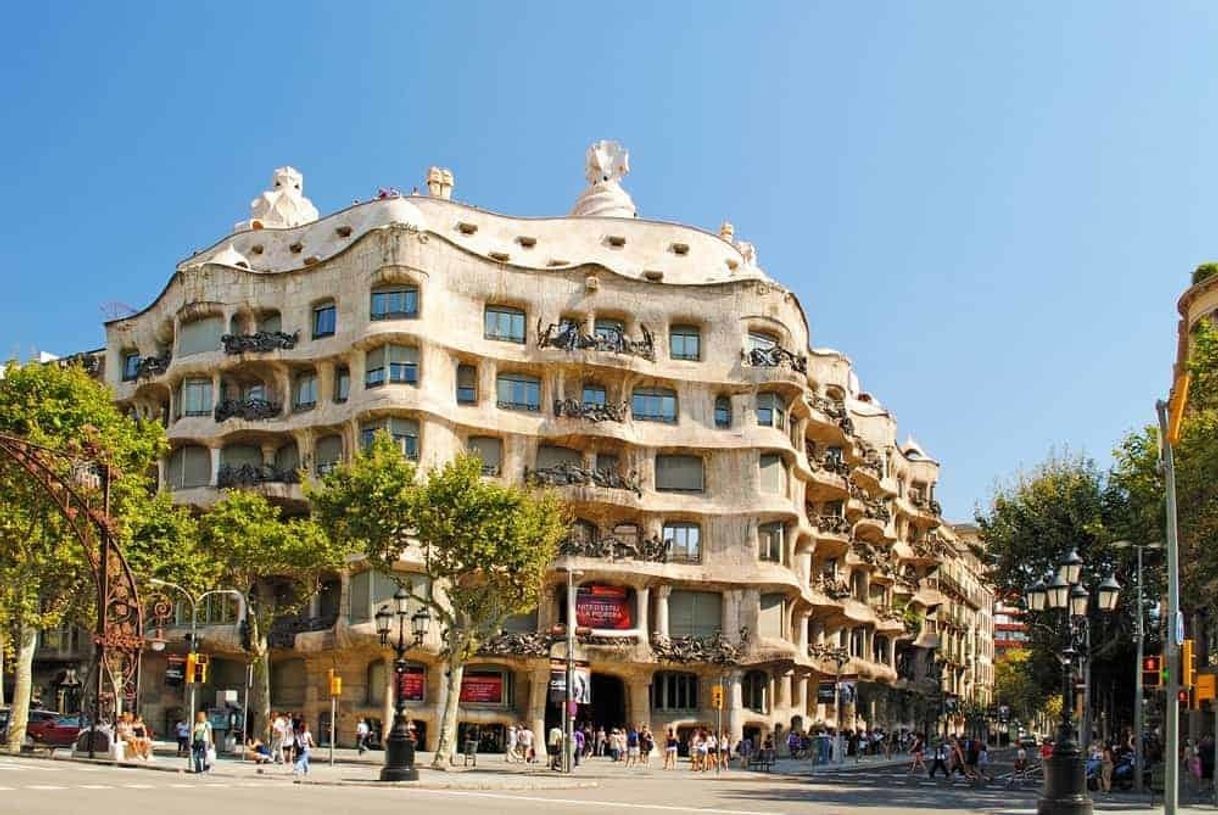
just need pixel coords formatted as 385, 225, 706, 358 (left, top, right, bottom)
26, 712, 84, 747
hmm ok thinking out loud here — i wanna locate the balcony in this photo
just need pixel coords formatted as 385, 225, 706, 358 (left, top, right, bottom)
816, 515, 851, 536
136, 353, 172, 380
221, 330, 299, 355
651, 631, 744, 665
525, 462, 642, 496
742, 344, 807, 374
553, 398, 628, 423
477, 630, 554, 658
558, 528, 668, 562
214, 397, 281, 422
814, 453, 850, 479
217, 463, 300, 489
812, 575, 852, 600
537, 320, 655, 361
809, 395, 854, 434
267, 613, 337, 649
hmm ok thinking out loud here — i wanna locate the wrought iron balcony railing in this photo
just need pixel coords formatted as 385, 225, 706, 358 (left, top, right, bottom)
813, 575, 852, 600
558, 530, 669, 562
742, 344, 807, 374
136, 353, 171, 380
477, 631, 553, 657
268, 613, 337, 649
817, 515, 852, 535
553, 398, 628, 423
217, 463, 300, 489
525, 461, 642, 496
537, 320, 656, 361
650, 628, 746, 665
221, 330, 300, 355
214, 397, 281, 422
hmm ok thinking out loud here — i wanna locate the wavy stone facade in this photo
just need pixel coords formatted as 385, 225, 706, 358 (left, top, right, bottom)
102, 147, 993, 749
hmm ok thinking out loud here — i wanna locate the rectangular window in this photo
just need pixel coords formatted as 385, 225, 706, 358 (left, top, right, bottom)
180, 378, 213, 417
370, 286, 419, 320
582, 384, 607, 407
179, 316, 223, 356
655, 454, 704, 493
334, 366, 350, 403
536, 445, 581, 470
468, 436, 502, 475
758, 594, 786, 640
759, 453, 786, 495
595, 452, 619, 473
651, 672, 700, 712
759, 522, 785, 563
484, 305, 526, 343
663, 522, 702, 564
456, 364, 478, 404
312, 303, 337, 338
258, 312, 282, 333
668, 591, 722, 638
594, 318, 625, 343
714, 396, 732, 429
293, 373, 317, 410
748, 330, 778, 353
631, 387, 677, 423
315, 435, 343, 475
756, 392, 786, 429
121, 352, 141, 381
496, 373, 541, 412
365, 345, 418, 387
669, 325, 701, 361
360, 417, 420, 460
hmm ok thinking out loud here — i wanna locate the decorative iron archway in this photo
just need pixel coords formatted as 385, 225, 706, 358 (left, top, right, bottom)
0, 433, 143, 729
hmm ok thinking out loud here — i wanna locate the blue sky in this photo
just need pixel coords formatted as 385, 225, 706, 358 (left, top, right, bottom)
2, 2, 1215, 520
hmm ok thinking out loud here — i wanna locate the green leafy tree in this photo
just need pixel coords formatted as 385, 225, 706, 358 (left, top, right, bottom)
308, 437, 568, 768
976, 452, 1137, 716
198, 490, 352, 738
0, 360, 208, 752
993, 648, 1044, 723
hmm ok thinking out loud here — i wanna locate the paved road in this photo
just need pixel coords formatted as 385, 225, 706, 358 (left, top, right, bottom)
0, 754, 1202, 815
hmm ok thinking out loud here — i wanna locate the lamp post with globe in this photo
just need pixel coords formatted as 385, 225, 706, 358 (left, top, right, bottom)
1024, 549, 1120, 815
374, 586, 431, 782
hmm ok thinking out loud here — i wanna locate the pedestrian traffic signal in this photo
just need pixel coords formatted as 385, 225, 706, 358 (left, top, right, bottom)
328, 668, 342, 697
710, 685, 724, 709
185, 652, 208, 684
1182, 639, 1196, 689
1143, 655, 1162, 688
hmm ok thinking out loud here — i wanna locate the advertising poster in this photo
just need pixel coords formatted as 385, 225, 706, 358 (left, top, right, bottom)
575, 585, 633, 630
460, 670, 504, 704
838, 679, 857, 705
816, 682, 836, 703
165, 655, 185, 687
548, 667, 592, 704
396, 665, 425, 701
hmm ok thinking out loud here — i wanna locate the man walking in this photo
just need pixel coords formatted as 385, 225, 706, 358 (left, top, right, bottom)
929, 739, 950, 779
355, 718, 370, 755
547, 724, 564, 771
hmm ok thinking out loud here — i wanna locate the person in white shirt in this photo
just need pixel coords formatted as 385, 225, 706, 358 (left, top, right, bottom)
355, 718, 370, 755
518, 726, 535, 764
506, 725, 518, 762
270, 713, 289, 764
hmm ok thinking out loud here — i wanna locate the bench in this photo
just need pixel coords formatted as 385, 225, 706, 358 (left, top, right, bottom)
747, 749, 776, 772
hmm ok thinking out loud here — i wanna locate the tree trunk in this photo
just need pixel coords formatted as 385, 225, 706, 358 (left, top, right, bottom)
431, 649, 466, 769
381, 656, 394, 745
7, 626, 37, 753
250, 630, 271, 742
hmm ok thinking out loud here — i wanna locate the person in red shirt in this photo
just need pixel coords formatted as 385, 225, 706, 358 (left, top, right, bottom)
1040, 740, 1054, 760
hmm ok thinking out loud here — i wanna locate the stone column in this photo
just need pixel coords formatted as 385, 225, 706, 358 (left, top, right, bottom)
635, 586, 650, 639
261, 441, 277, 466
628, 672, 657, 726
208, 447, 221, 487
796, 676, 809, 718
726, 671, 744, 743
528, 666, 549, 758
654, 586, 671, 637
797, 611, 810, 654
774, 671, 790, 712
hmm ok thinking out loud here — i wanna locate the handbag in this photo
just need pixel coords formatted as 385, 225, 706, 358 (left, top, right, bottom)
206, 745, 217, 767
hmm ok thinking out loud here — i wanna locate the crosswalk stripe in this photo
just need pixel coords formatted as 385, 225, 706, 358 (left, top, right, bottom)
170, 783, 196, 788
79, 784, 113, 789
26, 784, 67, 790
123, 783, 156, 789
0, 785, 13, 791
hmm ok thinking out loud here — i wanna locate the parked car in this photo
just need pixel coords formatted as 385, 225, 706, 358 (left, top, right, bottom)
28, 713, 84, 747
0, 709, 67, 748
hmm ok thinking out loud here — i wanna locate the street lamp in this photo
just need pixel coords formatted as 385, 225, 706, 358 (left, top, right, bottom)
1111, 539, 1162, 794
1023, 551, 1120, 815
376, 585, 430, 782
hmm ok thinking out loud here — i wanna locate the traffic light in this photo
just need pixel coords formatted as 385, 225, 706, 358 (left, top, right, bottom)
1183, 639, 1196, 689
185, 653, 208, 684
710, 685, 724, 709
1142, 655, 1162, 688
328, 668, 343, 697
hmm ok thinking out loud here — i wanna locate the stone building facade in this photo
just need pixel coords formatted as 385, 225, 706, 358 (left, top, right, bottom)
92, 143, 994, 750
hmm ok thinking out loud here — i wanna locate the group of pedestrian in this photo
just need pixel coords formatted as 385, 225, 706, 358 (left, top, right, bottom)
908, 734, 990, 783
686, 728, 732, 771
269, 711, 315, 775
504, 723, 537, 763
115, 712, 154, 760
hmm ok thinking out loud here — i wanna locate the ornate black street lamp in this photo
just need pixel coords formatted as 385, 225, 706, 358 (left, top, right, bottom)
1025, 549, 1120, 815
375, 586, 431, 782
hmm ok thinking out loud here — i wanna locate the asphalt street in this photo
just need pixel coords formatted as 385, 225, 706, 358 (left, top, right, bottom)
0, 755, 1200, 815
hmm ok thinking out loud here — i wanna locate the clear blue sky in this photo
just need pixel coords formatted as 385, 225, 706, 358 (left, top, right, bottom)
2, 2, 1214, 520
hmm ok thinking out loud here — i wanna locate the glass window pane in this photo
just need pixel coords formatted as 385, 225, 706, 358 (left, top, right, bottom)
582, 385, 607, 406
371, 286, 419, 320
457, 365, 478, 403
656, 454, 703, 492
714, 396, 732, 429
631, 388, 677, 423
537, 445, 581, 469
313, 304, 337, 337
468, 437, 502, 474
485, 306, 526, 343
496, 374, 540, 411
179, 316, 223, 356
122, 352, 141, 381
335, 367, 350, 402
669, 326, 700, 361
759, 453, 785, 494
663, 523, 702, 564
748, 331, 777, 352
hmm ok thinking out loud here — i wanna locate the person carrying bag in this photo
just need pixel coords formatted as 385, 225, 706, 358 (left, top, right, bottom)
191, 711, 213, 774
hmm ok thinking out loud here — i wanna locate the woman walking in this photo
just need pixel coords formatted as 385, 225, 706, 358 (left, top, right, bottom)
907, 732, 926, 776
191, 711, 213, 774
293, 722, 315, 776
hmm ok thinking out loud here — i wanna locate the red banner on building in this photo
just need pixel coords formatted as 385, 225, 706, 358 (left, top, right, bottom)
397, 665, 425, 701
459, 671, 504, 704
576, 585, 633, 630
